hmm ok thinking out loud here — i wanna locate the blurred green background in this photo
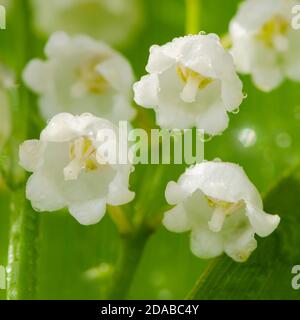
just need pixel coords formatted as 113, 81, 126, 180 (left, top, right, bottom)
0, 0, 299, 299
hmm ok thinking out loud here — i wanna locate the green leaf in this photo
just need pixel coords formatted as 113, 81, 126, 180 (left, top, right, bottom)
187, 166, 300, 300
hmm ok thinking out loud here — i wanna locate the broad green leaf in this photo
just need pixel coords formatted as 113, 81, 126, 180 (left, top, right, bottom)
187, 166, 300, 300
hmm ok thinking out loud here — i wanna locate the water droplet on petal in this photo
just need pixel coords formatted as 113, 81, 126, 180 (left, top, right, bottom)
200, 133, 213, 142
276, 132, 292, 148
199, 31, 206, 35
238, 128, 257, 148
231, 108, 240, 114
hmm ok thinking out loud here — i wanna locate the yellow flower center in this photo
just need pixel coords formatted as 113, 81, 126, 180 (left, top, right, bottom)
256, 15, 288, 47
176, 64, 212, 103
64, 137, 99, 181
74, 55, 109, 96
206, 196, 243, 232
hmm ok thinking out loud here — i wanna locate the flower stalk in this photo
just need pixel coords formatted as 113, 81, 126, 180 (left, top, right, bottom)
108, 206, 133, 236
185, 0, 200, 35
6, 188, 40, 300
107, 225, 152, 299
6, 0, 41, 300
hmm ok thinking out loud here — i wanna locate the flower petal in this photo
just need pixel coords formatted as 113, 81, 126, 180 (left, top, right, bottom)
155, 101, 195, 129
40, 113, 79, 142
107, 169, 135, 206
224, 226, 257, 262
252, 65, 283, 92
246, 204, 280, 237
19, 140, 46, 172
163, 203, 191, 233
96, 55, 134, 96
22, 59, 50, 94
195, 101, 229, 136
45, 31, 72, 58
181, 161, 262, 205
146, 44, 175, 73
221, 74, 244, 112
112, 95, 136, 122
133, 74, 159, 108
69, 198, 106, 225
26, 171, 65, 212
40, 113, 107, 142
165, 181, 189, 205
190, 227, 224, 259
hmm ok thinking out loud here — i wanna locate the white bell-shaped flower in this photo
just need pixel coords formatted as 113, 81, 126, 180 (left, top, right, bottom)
230, 0, 300, 91
19, 113, 135, 225
30, 0, 142, 47
23, 32, 136, 123
163, 161, 280, 262
133, 34, 244, 135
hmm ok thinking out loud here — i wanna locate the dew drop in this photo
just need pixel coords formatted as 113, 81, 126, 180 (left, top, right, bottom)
231, 108, 240, 114
201, 134, 213, 142
243, 92, 248, 99
238, 128, 257, 148
199, 31, 206, 35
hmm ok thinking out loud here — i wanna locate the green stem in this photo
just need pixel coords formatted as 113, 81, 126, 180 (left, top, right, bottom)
6, 0, 41, 300
185, 0, 200, 34
108, 206, 133, 236
107, 165, 166, 299
6, 188, 40, 300
108, 226, 152, 299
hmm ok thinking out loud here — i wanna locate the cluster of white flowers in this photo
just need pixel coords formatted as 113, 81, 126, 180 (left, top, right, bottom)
19, 0, 284, 262
230, 0, 300, 91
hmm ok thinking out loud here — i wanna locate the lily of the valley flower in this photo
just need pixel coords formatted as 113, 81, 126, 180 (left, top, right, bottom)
133, 34, 244, 135
19, 113, 134, 225
23, 32, 136, 123
230, 0, 300, 91
162, 161, 280, 262
31, 0, 142, 47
